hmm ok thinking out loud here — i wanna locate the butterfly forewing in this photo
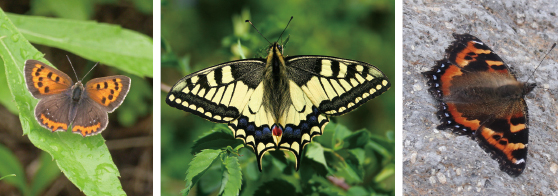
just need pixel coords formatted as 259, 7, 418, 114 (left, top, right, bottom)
286, 56, 391, 116
85, 75, 131, 112
166, 60, 266, 123
24, 60, 73, 98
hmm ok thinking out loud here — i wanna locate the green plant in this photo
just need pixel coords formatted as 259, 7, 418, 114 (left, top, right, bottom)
0, 6, 152, 196
181, 123, 394, 195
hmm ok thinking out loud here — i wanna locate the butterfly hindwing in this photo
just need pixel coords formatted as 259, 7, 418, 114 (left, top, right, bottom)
166, 60, 266, 123
34, 93, 73, 132
70, 98, 109, 136
286, 56, 391, 116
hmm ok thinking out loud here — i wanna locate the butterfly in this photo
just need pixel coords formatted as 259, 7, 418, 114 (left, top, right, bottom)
423, 33, 539, 176
166, 18, 391, 171
24, 58, 131, 137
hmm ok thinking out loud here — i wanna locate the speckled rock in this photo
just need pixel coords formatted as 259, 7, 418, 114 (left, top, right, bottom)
403, 0, 558, 195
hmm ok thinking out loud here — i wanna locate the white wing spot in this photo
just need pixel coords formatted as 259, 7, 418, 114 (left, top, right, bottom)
291, 142, 300, 154
168, 94, 175, 101
338, 62, 348, 77
246, 135, 255, 144
355, 74, 366, 83
311, 126, 321, 135
382, 80, 388, 86
350, 78, 359, 87
175, 98, 182, 104
302, 133, 311, 142
190, 76, 199, 83
355, 65, 364, 72
376, 85, 382, 90
182, 87, 190, 94
266, 143, 274, 148
191, 85, 201, 95
182, 101, 189, 107
207, 71, 217, 86
236, 129, 246, 137
257, 143, 265, 154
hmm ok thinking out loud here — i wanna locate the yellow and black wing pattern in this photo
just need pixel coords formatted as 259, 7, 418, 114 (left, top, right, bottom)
166, 43, 390, 171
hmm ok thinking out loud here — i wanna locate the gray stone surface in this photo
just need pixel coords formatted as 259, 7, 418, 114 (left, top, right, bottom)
403, 0, 558, 195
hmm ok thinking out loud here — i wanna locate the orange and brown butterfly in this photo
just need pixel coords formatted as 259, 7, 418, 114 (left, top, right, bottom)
23, 58, 131, 137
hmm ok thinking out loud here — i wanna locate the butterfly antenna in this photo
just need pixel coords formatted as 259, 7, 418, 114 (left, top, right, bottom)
277, 16, 293, 44
66, 55, 80, 81
81, 62, 99, 81
245, 20, 271, 45
527, 43, 556, 83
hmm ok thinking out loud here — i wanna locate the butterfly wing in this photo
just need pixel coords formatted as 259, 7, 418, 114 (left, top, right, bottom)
70, 97, 109, 136
85, 75, 131, 112
286, 56, 391, 116
34, 93, 73, 132
24, 60, 73, 99
166, 60, 266, 123
423, 33, 529, 176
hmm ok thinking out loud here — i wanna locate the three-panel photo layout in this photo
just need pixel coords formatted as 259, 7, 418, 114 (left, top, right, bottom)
0, 0, 556, 195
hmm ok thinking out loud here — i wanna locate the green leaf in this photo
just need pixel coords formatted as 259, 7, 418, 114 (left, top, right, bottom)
0, 174, 16, 181
305, 142, 329, 171
220, 155, 242, 196
0, 60, 18, 113
342, 130, 370, 149
182, 149, 222, 196
30, 0, 93, 20
374, 163, 394, 183
347, 186, 369, 196
7, 13, 153, 78
0, 144, 29, 195
191, 126, 243, 155
30, 152, 62, 196
0, 8, 125, 195
254, 179, 299, 196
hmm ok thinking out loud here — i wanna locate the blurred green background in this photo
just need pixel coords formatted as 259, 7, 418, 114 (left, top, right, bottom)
0, 0, 152, 195
161, 0, 395, 195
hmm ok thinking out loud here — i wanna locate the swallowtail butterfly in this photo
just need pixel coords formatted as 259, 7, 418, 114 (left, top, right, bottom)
166, 17, 391, 171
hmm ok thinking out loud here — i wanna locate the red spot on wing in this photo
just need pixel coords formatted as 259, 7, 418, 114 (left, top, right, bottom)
272, 125, 282, 136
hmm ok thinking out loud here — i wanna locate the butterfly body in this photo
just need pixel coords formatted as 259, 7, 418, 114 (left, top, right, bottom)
423, 33, 532, 176
24, 60, 131, 137
167, 41, 390, 171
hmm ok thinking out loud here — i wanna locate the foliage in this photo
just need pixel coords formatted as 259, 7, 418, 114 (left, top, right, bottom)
162, 1, 395, 195
178, 123, 394, 196
0, 1, 153, 195
0, 144, 61, 196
